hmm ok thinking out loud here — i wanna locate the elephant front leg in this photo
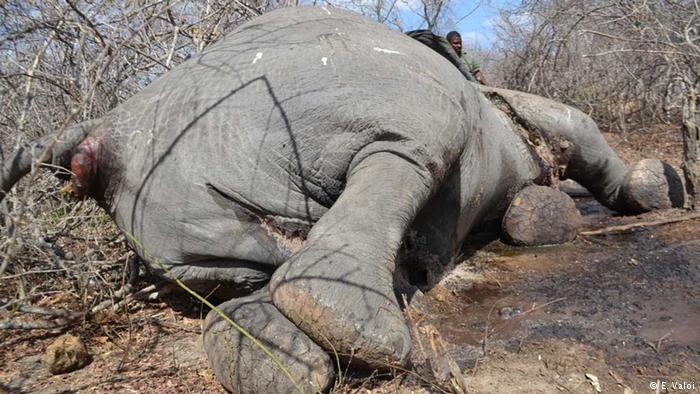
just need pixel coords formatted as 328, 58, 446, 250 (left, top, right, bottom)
502, 185, 582, 246
619, 159, 685, 212
270, 152, 435, 369
480, 86, 685, 213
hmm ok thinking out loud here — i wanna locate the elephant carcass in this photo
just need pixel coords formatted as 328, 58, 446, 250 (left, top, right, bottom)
0, 6, 684, 393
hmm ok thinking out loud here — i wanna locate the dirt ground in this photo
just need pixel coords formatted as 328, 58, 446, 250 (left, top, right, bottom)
420, 204, 699, 394
1, 128, 698, 393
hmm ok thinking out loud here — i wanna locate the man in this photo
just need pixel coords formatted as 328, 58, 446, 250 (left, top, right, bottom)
446, 31, 487, 85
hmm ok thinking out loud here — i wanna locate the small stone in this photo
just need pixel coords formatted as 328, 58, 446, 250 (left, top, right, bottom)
44, 334, 91, 374
499, 306, 522, 320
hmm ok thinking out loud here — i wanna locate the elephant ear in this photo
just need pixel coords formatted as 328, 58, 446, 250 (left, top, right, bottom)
405, 29, 478, 83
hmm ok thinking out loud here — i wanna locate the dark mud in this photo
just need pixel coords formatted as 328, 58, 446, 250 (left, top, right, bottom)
417, 197, 700, 393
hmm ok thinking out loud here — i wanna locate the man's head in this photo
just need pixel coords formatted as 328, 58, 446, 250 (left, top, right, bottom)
446, 31, 462, 54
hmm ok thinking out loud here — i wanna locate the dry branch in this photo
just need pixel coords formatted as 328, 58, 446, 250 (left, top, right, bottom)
580, 212, 700, 235
12, 304, 81, 318
493, 0, 700, 138
0, 319, 75, 330
0, 0, 265, 339
0, 302, 82, 330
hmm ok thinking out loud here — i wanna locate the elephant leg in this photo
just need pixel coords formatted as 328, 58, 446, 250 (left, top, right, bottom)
123, 192, 297, 300
168, 259, 273, 300
501, 185, 582, 246
621, 159, 685, 212
203, 289, 334, 393
479, 86, 685, 213
270, 152, 435, 369
398, 165, 463, 288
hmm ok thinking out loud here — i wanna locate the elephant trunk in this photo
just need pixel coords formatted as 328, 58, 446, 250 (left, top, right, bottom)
1, 119, 100, 202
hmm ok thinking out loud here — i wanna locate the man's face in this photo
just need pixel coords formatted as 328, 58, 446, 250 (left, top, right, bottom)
449, 36, 462, 54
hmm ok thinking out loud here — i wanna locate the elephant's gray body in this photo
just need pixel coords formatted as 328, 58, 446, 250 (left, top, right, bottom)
1, 6, 682, 393
105, 6, 477, 279
102, 7, 540, 291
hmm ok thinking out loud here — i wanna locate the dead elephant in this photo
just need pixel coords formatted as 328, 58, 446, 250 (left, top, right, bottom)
0, 6, 684, 393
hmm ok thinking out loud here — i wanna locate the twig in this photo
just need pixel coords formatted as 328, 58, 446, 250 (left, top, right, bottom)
647, 330, 673, 354
585, 48, 700, 58
1, 268, 70, 280
609, 370, 633, 391
9, 304, 81, 319
90, 283, 159, 314
116, 254, 134, 373
580, 212, 700, 235
518, 297, 568, 316
15, 19, 64, 145
359, 362, 452, 394
165, 27, 179, 68
0, 318, 74, 330
692, 361, 700, 373
127, 316, 201, 333
481, 297, 509, 355
657, 331, 672, 352
0, 303, 82, 330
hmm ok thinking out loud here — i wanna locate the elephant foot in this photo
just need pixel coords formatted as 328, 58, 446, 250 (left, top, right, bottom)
502, 185, 582, 246
270, 245, 411, 370
203, 290, 334, 394
621, 159, 685, 213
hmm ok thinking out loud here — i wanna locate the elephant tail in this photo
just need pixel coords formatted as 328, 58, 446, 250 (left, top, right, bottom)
1, 118, 102, 202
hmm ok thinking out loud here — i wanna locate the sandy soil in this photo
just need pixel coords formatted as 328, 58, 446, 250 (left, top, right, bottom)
1, 129, 698, 393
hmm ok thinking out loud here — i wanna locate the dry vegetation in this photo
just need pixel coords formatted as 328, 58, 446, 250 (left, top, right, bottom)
490, 0, 700, 205
493, 1, 698, 127
0, 1, 698, 393
0, 1, 264, 389
1, 0, 261, 321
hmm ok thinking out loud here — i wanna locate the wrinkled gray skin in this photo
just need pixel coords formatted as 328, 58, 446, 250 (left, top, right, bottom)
1, 7, 684, 393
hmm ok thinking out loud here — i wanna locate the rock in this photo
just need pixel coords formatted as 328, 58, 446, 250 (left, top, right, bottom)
499, 307, 522, 320
44, 334, 91, 374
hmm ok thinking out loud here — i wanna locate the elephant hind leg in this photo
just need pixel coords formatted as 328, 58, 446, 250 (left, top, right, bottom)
167, 259, 274, 300
203, 290, 334, 394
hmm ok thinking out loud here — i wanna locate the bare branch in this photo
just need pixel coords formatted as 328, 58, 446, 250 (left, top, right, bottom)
585, 48, 700, 58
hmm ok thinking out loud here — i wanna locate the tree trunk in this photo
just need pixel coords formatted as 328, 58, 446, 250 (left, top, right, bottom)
682, 82, 700, 209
